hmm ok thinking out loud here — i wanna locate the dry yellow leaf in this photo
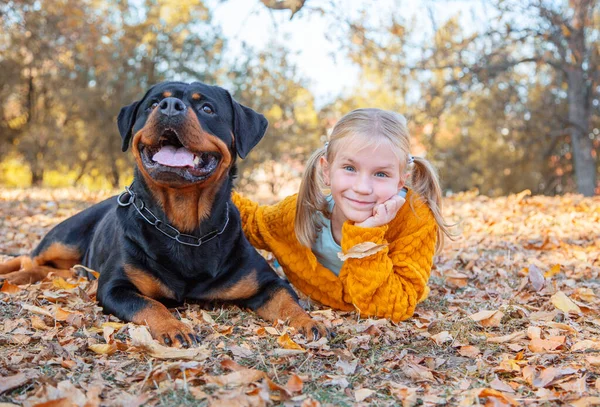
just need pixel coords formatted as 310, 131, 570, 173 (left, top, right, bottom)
88, 343, 118, 355
277, 333, 305, 350
544, 264, 561, 278
550, 291, 582, 314
31, 315, 50, 330
101, 322, 126, 330
54, 306, 77, 321
337, 242, 387, 261
52, 277, 78, 290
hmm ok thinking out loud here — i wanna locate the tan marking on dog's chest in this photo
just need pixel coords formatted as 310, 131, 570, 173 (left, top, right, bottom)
125, 265, 175, 300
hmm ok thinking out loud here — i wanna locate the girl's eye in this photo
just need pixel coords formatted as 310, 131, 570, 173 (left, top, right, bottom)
343, 165, 355, 172
375, 172, 389, 178
201, 104, 214, 114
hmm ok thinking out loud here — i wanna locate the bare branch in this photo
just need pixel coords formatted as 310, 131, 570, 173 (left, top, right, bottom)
259, 0, 307, 19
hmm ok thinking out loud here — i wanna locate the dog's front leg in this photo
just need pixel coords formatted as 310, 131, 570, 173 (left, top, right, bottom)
98, 279, 200, 347
251, 285, 328, 341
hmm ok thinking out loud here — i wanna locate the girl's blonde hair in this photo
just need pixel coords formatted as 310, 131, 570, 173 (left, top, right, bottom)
295, 108, 453, 253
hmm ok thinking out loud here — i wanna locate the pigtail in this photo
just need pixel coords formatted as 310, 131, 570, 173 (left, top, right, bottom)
409, 156, 455, 253
295, 146, 328, 247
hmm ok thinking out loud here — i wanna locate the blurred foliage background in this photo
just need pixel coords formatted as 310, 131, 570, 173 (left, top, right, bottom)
0, 0, 598, 198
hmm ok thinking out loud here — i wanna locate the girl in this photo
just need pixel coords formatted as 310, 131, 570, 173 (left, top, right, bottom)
232, 108, 453, 322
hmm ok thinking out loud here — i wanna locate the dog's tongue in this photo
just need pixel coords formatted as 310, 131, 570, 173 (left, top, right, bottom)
152, 145, 195, 167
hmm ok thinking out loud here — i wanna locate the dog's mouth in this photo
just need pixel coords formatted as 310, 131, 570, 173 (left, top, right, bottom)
139, 129, 221, 183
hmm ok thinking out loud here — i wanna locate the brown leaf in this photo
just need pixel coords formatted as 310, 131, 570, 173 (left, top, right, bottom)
286, 374, 303, 393
569, 397, 600, 407
529, 336, 565, 353
354, 388, 375, 402
335, 358, 358, 374
532, 366, 577, 388
430, 330, 453, 345
478, 388, 519, 406
205, 369, 265, 386
490, 377, 515, 394
0, 371, 38, 394
458, 345, 480, 358
444, 270, 469, 288
468, 310, 504, 327
571, 340, 600, 352
54, 306, 78, 321
31, 315, 51, 330
486, 331, 526, 343
1, 280, 21, 294
21, 303, 53, 317
128, 325, 209, 360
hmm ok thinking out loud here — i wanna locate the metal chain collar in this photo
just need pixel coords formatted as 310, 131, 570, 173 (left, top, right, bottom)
117, 185, 229, 247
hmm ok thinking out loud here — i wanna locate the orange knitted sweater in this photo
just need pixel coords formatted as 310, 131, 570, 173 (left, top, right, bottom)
232, 189, 437, 322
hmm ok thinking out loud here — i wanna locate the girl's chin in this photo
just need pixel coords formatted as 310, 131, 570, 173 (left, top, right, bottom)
341, 211, 372, 224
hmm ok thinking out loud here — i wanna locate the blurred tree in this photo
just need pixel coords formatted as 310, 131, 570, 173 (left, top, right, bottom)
228, 42, 325, 198
336, 0, 599, 196
0, 0, 226, 187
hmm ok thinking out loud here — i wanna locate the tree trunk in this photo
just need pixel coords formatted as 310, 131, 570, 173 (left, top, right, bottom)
567, 68, 595, 196
566, 0, 597, 196
31, 168, 44, 186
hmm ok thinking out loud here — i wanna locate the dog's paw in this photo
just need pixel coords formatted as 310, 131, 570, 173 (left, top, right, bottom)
289, 316, 329, 341
148, 319, 201, 348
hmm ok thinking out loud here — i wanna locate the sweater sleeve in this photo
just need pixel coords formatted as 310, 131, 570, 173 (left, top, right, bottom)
231, 191, 295, 252
337, 199, 437, 322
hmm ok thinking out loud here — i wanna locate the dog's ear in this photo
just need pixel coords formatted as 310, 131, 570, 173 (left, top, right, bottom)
228, 93, 268, 159
118, 85, 157, 152
117, 100, 141, 152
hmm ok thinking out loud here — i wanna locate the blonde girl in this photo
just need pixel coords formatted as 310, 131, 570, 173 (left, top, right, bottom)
232, 108, 453, 322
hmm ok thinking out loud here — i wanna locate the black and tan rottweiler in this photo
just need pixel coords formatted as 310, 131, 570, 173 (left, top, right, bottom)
0, 81, 326, 346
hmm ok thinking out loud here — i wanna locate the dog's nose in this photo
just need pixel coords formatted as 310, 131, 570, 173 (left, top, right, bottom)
159, 97, 187, 117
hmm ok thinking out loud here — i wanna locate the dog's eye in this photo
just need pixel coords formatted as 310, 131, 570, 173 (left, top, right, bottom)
147, 102, 159, 111
201, 105, 214, 114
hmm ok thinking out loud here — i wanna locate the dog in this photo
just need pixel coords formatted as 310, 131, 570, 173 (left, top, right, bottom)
0, 81, 326, 347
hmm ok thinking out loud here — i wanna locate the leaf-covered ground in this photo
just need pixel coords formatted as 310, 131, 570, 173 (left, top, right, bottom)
0, 188, 599, 407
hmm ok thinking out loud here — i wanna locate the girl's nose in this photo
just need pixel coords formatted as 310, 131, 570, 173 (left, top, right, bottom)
353, 175, 372, 194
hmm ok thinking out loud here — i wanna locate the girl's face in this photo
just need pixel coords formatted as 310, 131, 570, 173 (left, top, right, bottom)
322, 138, 405, 224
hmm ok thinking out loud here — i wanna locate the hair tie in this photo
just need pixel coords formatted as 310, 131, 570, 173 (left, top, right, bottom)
324, 141, 329, 150
408, 155, 415, 165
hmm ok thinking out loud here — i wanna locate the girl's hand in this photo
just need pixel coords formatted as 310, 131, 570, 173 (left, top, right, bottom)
355, 194, 405, 228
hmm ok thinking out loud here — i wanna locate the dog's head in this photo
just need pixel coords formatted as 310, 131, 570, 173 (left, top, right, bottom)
118, 81, 267, 188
